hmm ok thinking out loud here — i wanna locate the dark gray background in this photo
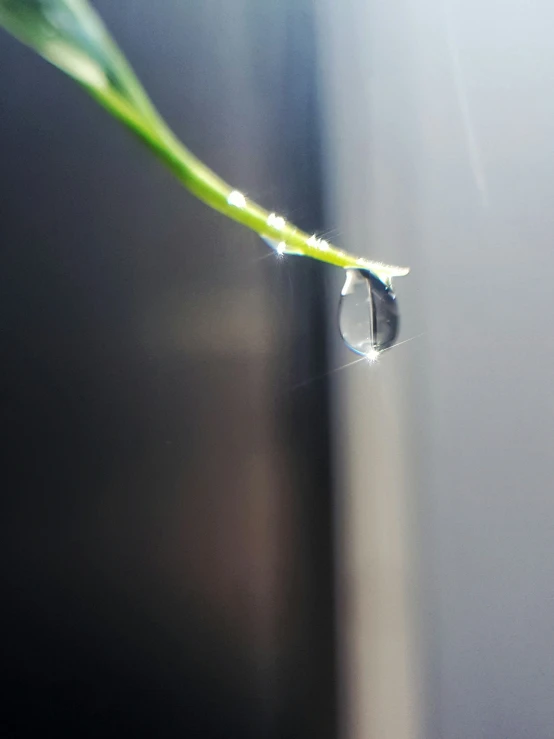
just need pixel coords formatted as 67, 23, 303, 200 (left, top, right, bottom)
0, 2, 336, 737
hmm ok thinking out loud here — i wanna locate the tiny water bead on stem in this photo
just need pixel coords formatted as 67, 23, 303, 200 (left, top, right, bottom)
0, 0, 410, 357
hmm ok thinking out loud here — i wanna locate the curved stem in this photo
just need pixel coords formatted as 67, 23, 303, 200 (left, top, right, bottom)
87, 83, 383, 271
0, 0, 409, 279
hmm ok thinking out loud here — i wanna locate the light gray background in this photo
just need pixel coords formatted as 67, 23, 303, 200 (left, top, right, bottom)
319, 1, 554, 738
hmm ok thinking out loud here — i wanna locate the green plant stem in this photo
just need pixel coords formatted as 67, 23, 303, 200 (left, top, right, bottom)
87, 83, 370, 270
0, 0, 409, 279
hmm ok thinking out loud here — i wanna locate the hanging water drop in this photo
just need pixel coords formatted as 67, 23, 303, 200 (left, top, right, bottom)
339, 269, 399, 357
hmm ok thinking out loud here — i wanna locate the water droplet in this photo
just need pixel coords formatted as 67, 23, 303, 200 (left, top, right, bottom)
227, 190, 246, 208
339, 269, 399, 356
261, 237, 287, 255
266, 213, 286, 230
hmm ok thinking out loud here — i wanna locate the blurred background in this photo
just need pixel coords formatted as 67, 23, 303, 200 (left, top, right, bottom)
2, 1, 554, 738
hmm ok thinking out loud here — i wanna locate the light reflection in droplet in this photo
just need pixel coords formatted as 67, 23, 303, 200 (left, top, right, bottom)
306, 234, 330, 251
365, 348, 380, 364
227, 190, 246, 208
260, 236, 287, 256
267, 212, 286, 230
